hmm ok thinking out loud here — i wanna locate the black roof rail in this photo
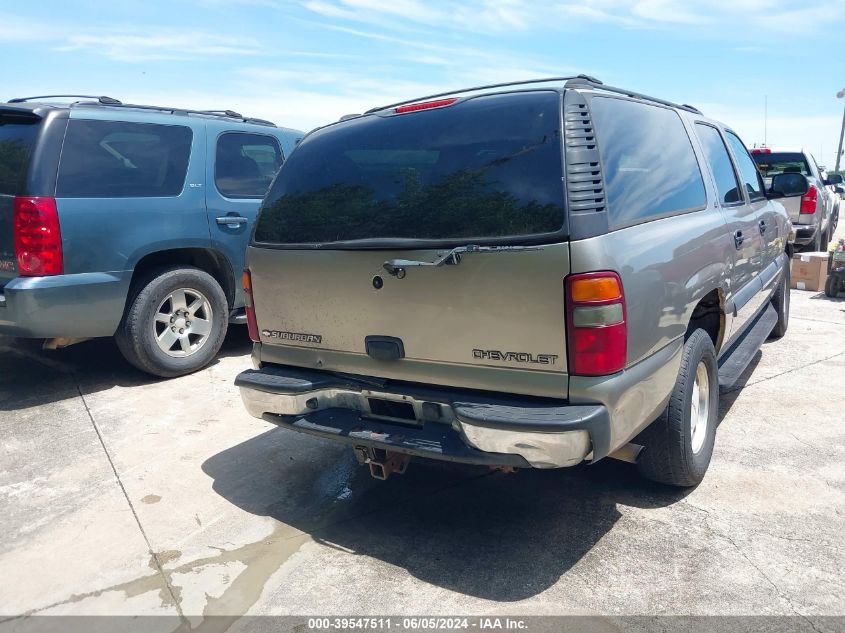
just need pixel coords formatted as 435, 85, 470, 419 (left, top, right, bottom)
564, 78, 704, 115
8, 94, 122, 105
6, 95, 275, 125
365, 74, 602, 113
203, 109, 244, 118
73, 100, 277, 127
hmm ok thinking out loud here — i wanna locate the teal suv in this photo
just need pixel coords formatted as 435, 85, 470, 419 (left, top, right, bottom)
0, 95, 302, 376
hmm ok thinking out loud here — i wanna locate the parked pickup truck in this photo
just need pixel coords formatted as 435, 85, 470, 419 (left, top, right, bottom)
235, 76, 794, 487
751, 148, 837, 251
0, 96, 302, 377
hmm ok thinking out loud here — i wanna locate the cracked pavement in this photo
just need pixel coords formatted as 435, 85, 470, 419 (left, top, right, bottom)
1, 231, 844, 629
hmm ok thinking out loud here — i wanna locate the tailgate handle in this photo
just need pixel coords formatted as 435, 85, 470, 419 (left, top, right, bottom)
365, 336, 405, 361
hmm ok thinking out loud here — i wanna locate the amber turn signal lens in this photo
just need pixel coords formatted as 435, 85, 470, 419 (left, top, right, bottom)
569, 276, 622, 302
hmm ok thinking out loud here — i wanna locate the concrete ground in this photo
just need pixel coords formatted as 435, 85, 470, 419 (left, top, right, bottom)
1, 232, 844, 628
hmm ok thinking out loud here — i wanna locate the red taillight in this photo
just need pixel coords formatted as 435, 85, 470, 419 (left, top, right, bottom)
13, 196, 63, 276
565, 271, 627, 376
395, 98, 458, 114
801, 185, 818, 214
243, 270, 260, 343
750, 148, 772, 154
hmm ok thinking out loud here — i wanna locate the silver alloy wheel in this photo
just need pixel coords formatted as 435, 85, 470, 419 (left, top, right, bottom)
153, 288, 213, 358
689, 361, 710, 454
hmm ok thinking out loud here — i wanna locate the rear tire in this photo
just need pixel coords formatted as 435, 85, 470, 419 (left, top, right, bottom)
826, 276, 838, 298
769, 262, 790, 338
116, 266, 228, 378
636, 329, 719, 487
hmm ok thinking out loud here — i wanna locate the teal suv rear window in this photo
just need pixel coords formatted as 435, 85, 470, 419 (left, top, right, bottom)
57, 119, 192, 198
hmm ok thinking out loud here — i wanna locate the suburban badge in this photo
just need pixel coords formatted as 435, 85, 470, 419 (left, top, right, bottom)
262, 330, 323, 344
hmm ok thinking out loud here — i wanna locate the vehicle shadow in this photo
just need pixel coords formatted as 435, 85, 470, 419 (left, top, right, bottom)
201, 337, 772, 601
717, 349, 762, 423
808, 292, 844, 302
201, 427, 693, 602
0, 326, 251, 412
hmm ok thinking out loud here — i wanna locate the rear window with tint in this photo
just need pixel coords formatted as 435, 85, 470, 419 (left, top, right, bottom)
57, 120, 192, 198
0, 114, 40, 195
255, 91, 566, 245
590, 97, 707, 229
752, 152, 810, 177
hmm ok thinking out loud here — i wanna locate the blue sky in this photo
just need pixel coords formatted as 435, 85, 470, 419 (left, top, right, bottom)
3, 0, 845, 166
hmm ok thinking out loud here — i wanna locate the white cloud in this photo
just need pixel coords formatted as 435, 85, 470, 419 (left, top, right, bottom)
337, 0, 443, 24
315, 21, 561, 75
0, 13, 63, 41
298, 0, 845, 33
700, 101, 844, 167
58, 32, 261, 62
753, 1, 845, 31
631, 0, 708, 24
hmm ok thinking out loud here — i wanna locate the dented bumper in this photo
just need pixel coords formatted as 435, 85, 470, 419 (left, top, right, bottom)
235, 365, 609, 469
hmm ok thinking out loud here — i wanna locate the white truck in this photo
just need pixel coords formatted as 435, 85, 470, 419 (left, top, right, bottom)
751, 148, 838, 251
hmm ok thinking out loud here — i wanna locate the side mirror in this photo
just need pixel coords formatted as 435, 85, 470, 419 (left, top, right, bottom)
828, 173, 843, 185
770, 172, 809, 198
836, 185, 845, 194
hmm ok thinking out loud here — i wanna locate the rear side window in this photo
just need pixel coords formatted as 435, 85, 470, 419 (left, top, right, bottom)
255, 91, 566, 245
695, 124, 742, 205
215, 132, 283, 199
57, 120, 192, 198
0, 114, 40, 195
724, 131, 765, 202
590, 97, 706, 228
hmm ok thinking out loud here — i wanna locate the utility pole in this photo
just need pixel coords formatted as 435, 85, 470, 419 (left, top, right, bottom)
764, 95, 767, 146
836, 89, 845, 172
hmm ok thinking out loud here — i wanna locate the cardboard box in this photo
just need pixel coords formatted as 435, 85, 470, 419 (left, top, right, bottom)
791, 252, 828, 291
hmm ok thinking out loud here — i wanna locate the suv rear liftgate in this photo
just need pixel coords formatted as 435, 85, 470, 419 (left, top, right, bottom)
237, 87, 618, 476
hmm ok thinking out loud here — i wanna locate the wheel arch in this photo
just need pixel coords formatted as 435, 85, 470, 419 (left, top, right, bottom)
685, 286, 726, 355
127, 248, 236, 312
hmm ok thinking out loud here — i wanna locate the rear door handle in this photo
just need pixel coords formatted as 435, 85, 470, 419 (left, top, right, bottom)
216, 216, 249, 228
758, 220, 767, 234
734, 230, 744, 249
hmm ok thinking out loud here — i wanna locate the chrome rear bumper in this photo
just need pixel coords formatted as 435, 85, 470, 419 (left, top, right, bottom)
236, 366, 609, 469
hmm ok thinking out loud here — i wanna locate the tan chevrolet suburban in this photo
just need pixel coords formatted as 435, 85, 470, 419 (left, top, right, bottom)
234, 76, 793, 487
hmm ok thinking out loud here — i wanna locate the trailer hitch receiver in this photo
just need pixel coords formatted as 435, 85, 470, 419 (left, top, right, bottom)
354, 446, 411, 480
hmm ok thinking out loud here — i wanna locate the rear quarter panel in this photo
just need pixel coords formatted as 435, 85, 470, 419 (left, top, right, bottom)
569, 207, 732, 366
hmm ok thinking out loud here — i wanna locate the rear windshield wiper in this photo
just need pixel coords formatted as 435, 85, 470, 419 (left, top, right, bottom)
383, 244, 543, 278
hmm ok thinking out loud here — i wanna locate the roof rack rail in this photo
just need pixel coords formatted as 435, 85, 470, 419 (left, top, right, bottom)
202, 109, 244, 118
8, 94, 122, 105
363, 75, 701, 117
6, 95, 275, 126
75, 100, 276, 127
564, 78, 704, 115
366, 75, 602, 113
